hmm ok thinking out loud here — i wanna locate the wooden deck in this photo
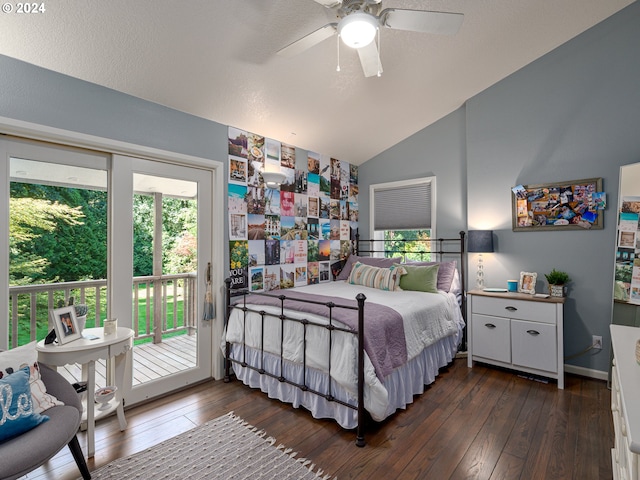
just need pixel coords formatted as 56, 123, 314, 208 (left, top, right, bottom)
55, 333, 197, 388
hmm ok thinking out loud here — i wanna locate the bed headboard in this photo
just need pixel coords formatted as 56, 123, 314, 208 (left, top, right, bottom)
353, 230, 468, 350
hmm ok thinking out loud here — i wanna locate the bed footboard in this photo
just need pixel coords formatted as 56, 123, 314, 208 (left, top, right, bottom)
223, 278, 367, 447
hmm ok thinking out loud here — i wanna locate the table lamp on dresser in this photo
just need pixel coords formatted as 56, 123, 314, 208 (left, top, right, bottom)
467, 230, 494, 289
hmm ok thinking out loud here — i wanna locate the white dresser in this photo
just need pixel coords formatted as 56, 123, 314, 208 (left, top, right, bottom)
467, 289, 565, 389
611, 324, 640, 480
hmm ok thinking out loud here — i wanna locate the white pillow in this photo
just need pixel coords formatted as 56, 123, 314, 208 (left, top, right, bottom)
0, 341, 64, 413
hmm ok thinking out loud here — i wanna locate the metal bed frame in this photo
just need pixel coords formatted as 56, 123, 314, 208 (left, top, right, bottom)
224, 231, 466, 447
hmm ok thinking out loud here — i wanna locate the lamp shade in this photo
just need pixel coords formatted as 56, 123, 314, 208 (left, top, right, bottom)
467, 230, 494, 253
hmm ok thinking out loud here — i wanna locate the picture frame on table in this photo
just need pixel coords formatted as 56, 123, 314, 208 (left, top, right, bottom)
519, 271, 538, 294
50, 306, 81, 344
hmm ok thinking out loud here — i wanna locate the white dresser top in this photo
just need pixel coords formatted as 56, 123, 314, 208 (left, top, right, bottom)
611, 324, 640, 453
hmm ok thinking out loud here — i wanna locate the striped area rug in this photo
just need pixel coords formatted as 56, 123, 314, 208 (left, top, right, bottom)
85, 412, 336, 479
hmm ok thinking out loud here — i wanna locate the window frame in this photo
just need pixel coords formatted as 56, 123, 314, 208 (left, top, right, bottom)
369, 176, 436, 243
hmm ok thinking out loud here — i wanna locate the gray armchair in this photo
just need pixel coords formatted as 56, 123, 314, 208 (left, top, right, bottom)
0, 363, 91, 479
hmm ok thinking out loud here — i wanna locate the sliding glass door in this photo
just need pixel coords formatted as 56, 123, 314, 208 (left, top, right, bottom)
112, 156, 213, 404
1, 137, 109, 349
2, 138, 215, 405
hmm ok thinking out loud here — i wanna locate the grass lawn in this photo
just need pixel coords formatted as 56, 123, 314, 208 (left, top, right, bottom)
10, 285, 189, 347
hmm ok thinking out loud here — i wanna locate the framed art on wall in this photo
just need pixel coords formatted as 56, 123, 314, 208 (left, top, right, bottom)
512, 178, 604, 231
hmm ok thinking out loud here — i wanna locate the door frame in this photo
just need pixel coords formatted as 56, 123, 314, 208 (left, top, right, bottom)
113, 155, 214, 405
0, 115, 226, 386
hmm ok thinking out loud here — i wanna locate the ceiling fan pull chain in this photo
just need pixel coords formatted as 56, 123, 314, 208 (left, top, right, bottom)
376, 27, 382, 77
336, 34, 341, 72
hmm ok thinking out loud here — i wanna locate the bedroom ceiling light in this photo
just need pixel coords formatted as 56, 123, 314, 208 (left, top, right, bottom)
467, 230, 494, 289
261, 170, 286, 188
338, 12, 378, 48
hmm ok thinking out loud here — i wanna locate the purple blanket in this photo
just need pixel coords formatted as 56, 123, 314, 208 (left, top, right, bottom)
235, 291, 407, 380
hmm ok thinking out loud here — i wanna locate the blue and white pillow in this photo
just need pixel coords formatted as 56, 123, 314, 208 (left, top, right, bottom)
0, 341, 63, 414
0, 366, 49, 443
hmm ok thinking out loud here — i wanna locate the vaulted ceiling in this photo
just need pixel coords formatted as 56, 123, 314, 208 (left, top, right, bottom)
0, 0, 634, 164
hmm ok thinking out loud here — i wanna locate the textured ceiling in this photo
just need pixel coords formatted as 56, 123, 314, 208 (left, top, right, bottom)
0, 0, 634, 164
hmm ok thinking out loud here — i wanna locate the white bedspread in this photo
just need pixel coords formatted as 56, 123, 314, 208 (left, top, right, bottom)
224, 281, 464, 422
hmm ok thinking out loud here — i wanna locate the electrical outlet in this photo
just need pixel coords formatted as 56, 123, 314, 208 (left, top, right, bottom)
592, 335, 603, 349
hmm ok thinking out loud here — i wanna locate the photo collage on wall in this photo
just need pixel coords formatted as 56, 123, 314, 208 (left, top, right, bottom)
228, 127, 358, 291
511, 178, 605, 230
614, 196, 640, 303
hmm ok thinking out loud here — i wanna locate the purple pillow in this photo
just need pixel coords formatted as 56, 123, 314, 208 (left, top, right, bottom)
336, 255, 402, 281
407, 261, 457, 292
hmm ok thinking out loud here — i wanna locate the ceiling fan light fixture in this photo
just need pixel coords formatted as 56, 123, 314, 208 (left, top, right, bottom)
338, 12, 378, 48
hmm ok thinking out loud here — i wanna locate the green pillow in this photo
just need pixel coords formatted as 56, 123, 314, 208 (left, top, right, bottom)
396, 263, 440, 293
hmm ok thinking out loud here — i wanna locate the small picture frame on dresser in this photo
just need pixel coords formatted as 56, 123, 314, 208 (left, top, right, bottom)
519, 271, 537, 294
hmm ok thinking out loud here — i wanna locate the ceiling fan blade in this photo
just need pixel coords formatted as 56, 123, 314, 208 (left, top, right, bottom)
277, 23, 337, 58
312, 0, 342, 7
380, 9, 464, 35
357, 41, 383, 78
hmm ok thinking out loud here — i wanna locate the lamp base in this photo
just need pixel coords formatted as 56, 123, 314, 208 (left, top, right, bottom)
475, 254, 485, 289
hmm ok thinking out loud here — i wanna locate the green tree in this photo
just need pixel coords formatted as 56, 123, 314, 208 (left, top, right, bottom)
162, 197, 197, 274
11, 183, 107, 282
384, 229, 432, 261
9, 196, 84, 285
133, 194, 198, 276
133, 194, 154, 276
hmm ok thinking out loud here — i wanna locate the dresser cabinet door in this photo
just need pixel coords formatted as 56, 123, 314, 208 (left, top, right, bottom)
511, 319, 557, 373
471, 314, 511, 363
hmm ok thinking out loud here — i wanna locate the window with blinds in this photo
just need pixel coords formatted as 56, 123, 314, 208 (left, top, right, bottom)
372, 177, 435, 230
370, 177, 436, 260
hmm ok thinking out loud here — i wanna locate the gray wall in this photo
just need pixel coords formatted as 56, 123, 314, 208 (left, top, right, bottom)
0, 55, 228, 161
360, 1, 640, 374
358, 106, 468, 238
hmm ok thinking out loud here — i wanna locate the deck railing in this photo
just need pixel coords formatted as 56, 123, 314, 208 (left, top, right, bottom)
8, 273, 196, 349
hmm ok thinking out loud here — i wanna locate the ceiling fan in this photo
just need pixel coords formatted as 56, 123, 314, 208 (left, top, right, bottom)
277, 0, 464, 77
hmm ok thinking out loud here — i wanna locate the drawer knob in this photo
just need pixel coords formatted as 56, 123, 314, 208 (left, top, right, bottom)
505, 306, 517, 312
526, 329, 540, 336
484, 323, 496, 329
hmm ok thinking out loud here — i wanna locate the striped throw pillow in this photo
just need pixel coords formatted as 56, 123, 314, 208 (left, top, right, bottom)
347, 262, 407, 291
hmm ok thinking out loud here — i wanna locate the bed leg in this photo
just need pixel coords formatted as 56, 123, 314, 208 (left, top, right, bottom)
356, 293, 366, 447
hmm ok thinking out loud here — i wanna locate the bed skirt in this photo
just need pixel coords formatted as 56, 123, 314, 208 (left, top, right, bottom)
228, 329, 460, 429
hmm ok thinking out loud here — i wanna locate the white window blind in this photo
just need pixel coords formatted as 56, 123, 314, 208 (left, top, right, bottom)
373, 179, 433, 231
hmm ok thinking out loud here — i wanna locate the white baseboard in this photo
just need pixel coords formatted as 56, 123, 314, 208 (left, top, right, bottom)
564, 363, 609, 381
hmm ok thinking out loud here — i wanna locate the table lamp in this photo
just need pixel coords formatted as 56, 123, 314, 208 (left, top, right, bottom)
468, 230, 494, 289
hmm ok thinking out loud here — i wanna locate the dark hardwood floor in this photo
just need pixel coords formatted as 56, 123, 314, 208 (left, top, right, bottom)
30, 359, 613, 480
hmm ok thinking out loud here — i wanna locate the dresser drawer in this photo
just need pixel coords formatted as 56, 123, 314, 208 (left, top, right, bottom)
472, 295, 556, 324
471, 314, 511, 363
